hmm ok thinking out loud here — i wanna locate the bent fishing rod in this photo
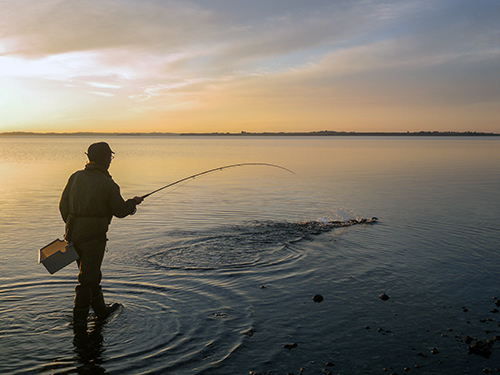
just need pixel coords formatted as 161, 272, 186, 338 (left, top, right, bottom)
141, 163, 294, 199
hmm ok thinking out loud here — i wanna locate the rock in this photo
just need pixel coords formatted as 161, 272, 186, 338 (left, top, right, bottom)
491, 309, 499, 313
325, 361, 335, 366
283, 343, 298, 350
495, 299, 500, 307
312, 294, 324, 303
242, 328, 255, 337
468, 340, 493, 358
379, 293, 390, 301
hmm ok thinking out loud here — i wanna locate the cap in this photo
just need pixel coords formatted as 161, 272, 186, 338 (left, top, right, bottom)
86, 142, 114, 162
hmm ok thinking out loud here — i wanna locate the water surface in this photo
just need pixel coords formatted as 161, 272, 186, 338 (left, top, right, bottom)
1, 136, 499, 374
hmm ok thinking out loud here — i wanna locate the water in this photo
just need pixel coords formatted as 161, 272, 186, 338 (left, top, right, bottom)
1, 135, 500, 374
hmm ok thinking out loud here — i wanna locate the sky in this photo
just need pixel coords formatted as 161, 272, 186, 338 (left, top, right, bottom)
0, 0, 499, 133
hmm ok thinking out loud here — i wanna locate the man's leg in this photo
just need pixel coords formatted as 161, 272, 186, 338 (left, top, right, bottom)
73, 240, 106, 328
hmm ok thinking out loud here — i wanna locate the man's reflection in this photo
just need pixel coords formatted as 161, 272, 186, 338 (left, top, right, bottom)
73, 322, 106, 374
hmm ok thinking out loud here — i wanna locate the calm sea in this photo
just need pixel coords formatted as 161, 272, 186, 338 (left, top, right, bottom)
1, 135, 499, 374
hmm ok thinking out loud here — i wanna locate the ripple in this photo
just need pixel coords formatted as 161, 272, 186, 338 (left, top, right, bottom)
145, 219, 375, 270
0, 274, 253, 375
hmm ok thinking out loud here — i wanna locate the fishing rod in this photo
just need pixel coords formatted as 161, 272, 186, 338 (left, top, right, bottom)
141, 163, 294, 199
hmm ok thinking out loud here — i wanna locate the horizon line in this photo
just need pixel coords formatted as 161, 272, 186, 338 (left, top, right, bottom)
1, 130, 499, 137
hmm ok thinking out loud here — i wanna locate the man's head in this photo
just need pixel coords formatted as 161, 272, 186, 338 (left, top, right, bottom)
86, 142, 114, 168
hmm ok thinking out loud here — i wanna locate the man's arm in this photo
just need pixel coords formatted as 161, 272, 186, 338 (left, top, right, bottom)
108, 183, 143, 218
59, 174, 75, 223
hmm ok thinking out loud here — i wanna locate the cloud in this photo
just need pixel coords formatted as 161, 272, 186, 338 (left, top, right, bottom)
1, 0, 499, 132
89, 91, 115, 97
0, 0, 218, 57
85, 82, 122, 89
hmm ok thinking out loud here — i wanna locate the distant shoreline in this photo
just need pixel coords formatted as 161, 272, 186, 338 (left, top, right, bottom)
1, 130, 499, 137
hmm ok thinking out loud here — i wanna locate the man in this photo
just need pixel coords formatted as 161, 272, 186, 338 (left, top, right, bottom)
60, 142, 143, 329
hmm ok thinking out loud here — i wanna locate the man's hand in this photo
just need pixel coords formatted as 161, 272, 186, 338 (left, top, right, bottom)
133, 196, 144, 204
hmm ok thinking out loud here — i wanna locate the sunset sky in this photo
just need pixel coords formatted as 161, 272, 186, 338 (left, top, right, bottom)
1, 0, 499, 133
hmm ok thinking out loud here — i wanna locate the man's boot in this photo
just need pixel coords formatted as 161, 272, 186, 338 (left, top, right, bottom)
90, 292, 121, 321
73, 307, 89, 331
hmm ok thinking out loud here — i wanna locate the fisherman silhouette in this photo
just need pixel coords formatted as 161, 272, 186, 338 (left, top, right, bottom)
59, 142, 143, 330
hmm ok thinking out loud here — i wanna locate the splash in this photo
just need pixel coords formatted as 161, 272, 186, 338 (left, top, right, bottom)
146, 217, 378, 270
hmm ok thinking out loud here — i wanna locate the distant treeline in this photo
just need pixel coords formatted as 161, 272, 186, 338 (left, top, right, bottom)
1, 130, 498, 137
180, 130, 499, 137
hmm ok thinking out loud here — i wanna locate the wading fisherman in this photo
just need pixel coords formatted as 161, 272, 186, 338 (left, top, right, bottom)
60, 142, 143, 330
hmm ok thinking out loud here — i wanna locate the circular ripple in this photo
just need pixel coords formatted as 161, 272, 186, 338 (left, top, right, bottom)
0, 272, 253, 375
144, 219, 374, 270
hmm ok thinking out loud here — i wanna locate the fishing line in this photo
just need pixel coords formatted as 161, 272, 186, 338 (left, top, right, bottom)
140, 163, 294, 200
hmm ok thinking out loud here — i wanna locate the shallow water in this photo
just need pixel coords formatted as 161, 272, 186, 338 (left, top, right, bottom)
1, 135, 500, 374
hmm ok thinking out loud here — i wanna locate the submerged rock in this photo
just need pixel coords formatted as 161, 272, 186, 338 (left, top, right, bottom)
468, 340, 494, 358
464, 336, 474, 344
283, 343, 298, 350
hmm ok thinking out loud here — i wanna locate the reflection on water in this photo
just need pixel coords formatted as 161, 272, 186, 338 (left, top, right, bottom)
1, 136, 500, 374
72, 325, 106, 375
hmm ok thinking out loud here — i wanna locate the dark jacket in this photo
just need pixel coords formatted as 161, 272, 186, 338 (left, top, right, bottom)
59, 163, 137, 243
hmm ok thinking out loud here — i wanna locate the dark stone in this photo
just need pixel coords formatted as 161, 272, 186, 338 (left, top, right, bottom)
283, 343, 298, 350
468, 340, 493, 358
495, 299, 500, 307
379, 293, 390, 301
464, 336, 474, 344
243, 328, 255, 337
325, 361, 335, 366
491, 309, 499, 313
313, 294, 324, 303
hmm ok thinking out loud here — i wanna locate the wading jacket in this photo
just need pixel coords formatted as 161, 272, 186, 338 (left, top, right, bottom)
59, 162, 137, 244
